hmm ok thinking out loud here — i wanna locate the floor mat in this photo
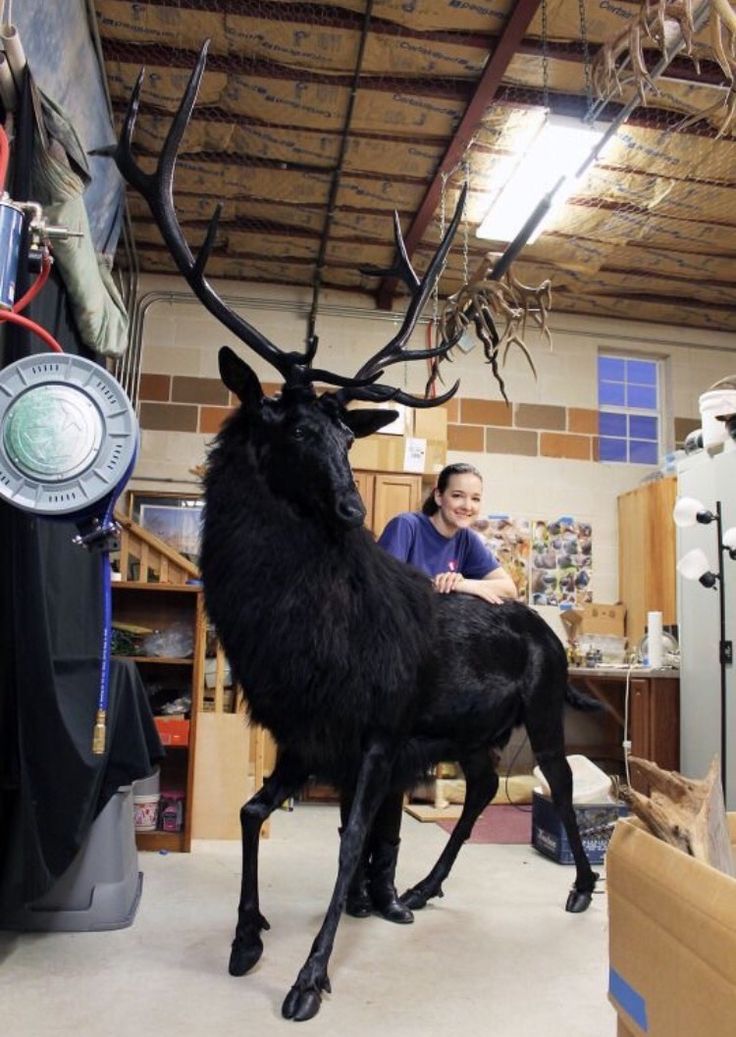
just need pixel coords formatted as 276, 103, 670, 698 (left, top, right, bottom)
436, 804, 532, 844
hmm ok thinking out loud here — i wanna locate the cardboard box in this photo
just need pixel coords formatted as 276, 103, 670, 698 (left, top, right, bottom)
582, 602, 626, 638
412, 406, 447, 442
531, 791, 626, 865
607, 815, 736, 1036
349, 433, 446, 475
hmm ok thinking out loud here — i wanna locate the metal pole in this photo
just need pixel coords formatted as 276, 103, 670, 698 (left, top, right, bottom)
716, 501, 734, 799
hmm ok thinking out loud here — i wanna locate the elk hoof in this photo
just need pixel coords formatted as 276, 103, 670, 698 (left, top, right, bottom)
400, 881, 442, 910
565, 888, 592, 913
282, 975, 331, 1022
229, 935, 264, 976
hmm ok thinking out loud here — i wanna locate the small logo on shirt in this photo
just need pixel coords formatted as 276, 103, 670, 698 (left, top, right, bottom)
448, 560, 458, 572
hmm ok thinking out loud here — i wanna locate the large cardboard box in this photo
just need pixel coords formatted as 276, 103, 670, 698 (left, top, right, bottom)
607, 815, 736, 1036
582, 602, 626, 637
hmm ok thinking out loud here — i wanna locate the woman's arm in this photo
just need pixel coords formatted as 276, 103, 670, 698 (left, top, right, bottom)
433, 566, 518, 604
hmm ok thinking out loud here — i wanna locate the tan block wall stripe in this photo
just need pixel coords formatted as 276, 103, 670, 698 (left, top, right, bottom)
540, 432, 591, 460
139, 373, 171, 402
461, 397, 512, 427
200, 406, 234, 434
485, 427, 538, 456
447, 423, 484, 452
140, 402, 199, 433
445, 398, 460, 424
568, 407, 598, 435
172, 376, 229, 406
514, 403, 566, 430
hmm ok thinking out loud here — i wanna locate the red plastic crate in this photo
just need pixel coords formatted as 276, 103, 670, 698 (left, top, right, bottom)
155, 716, 190, 747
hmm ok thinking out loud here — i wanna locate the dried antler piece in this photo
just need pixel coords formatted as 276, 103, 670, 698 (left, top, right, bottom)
594, 0, 736, 137
433, 261, 550, 403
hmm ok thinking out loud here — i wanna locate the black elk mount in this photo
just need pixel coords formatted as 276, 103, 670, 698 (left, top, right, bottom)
111, 41, 601, 1024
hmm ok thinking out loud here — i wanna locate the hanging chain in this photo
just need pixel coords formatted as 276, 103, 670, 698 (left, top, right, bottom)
432, 171, 448, 330
461, 159, 470, 288
578, 0, 594, 121
541, 0, 550, 113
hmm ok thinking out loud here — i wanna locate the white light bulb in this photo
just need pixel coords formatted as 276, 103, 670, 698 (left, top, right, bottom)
672, 496, 707, 528
723, 526, 736, 551
677, 547, 711, 581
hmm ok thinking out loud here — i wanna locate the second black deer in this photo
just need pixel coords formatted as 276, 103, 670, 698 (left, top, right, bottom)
112, 42, 600, 1024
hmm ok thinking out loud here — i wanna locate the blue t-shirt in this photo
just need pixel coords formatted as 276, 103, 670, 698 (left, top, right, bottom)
377, 512, 499, 579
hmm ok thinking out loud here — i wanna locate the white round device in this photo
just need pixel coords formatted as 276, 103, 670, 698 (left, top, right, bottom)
0, 353, 137, 517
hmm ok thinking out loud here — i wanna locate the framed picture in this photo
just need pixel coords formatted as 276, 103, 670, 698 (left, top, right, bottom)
129, 492, 204, 563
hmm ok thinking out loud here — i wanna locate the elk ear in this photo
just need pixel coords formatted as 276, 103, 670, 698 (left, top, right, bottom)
342, 407, 399, 439
218, 346, 263, 408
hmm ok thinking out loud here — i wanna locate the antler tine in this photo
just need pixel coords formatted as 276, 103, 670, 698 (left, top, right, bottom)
338, 379, 460, 408
354, 185, 467, 381
111, 40, 336, 384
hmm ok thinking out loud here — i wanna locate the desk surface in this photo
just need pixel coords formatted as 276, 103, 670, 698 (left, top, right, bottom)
569, 666, 679, 680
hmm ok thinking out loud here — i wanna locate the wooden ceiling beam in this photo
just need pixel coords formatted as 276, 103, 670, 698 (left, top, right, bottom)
375, 0, 543, 311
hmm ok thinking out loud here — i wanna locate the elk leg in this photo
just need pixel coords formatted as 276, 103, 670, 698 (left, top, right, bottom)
282, 737, 394, 1022
533, 749, 599, 912
401, 749, 499, 910
230, 751, 308, 978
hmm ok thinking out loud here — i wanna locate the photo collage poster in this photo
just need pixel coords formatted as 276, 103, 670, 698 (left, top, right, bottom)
472, 515, 593, 608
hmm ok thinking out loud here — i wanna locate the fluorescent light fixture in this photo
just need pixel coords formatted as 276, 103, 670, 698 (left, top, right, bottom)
476, 114, 604, 244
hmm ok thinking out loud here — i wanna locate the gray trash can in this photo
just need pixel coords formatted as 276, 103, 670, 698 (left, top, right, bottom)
3, 786, 143, 932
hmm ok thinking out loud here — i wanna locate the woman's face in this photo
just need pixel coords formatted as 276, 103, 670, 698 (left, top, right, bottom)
433, 472, 483, 534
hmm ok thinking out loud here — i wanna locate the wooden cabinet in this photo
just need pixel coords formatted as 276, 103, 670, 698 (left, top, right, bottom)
354, 469, 424, 535
112, 581, 205, 852
568, 668, 680, 794
618, 476, 677, 646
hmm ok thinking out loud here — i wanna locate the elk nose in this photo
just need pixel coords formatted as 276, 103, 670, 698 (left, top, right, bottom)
336, 498, 365, 527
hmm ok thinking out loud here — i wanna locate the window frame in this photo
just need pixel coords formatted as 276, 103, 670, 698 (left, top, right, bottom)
597, 351, 663, 466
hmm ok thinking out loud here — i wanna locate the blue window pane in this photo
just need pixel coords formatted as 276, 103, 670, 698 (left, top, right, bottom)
629, 414, 658, 440
599, 437, 627, 462
599, 411, 626, 436
599, 356, 625, 381
629, 439, 658, 464
600, 381, 626, 406
626, 359, 657, 386
627, 384, 657, 409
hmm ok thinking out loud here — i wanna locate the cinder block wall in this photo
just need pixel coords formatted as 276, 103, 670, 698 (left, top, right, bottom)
127, 273, 734, 601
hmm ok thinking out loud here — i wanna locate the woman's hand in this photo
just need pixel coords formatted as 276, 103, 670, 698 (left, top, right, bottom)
433, 571, 465, 594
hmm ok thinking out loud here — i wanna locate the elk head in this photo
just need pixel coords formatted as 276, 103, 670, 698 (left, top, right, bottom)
110, 40, 466, 531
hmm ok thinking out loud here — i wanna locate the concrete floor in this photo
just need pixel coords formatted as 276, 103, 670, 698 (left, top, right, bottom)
0, 804, 616, 1036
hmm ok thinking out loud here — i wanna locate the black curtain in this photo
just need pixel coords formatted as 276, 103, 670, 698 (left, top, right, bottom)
0, 76, 161, 917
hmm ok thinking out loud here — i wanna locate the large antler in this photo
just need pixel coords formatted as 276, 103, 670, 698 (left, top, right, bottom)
336, 186, 467, 409
108, 40, 375, 391
110, 39, 465, 402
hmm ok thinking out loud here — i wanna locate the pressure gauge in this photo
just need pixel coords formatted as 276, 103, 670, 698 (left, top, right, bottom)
0, 353, 137, 517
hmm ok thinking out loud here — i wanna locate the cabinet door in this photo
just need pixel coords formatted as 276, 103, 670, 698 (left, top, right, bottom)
372, 473, 423, 536
353, 470, 375, 525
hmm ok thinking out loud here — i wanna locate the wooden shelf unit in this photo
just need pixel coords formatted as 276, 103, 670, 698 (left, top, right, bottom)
111, 516, 205, 853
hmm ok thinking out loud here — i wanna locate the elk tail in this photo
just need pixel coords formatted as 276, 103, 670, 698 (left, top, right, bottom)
565, 684, 605, 712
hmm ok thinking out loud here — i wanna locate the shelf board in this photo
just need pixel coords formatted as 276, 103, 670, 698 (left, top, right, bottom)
112, 581, 201, 593
113, 655, 194, 665
136, 830, 188, 852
